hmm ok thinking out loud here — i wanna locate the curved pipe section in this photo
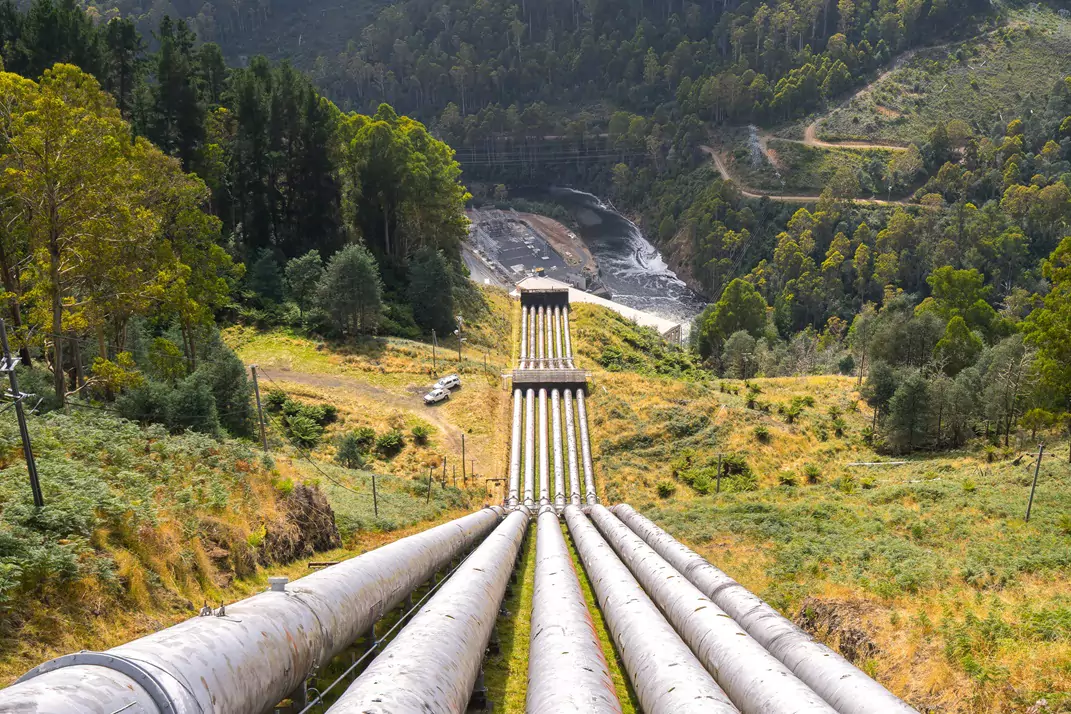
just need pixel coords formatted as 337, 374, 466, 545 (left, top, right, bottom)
0, 508, 503, 714
524, 388, 535, 506
508, 388, 522, 506
576, 388, 597, 504
538, 387, 549, 505
528, 508, 621, 714
328, 509, 530, 714
589, 506, 835, 714
611, 505, 919, 714
563, 506, 737, 714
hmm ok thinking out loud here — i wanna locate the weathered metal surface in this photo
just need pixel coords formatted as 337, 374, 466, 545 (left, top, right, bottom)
508, 388, 522, 506
537, 306, 545, 362
520, 305, 529, 369
576, 389, 597, 504
564, 389, 582, 505
611, 505, 919, 714
327, 509, 530, 714
562, 506, 737, 714
563, 306, 574, 367
589, 506, 836, 714
0, 508, 503, 714
524, 387, 535, 506
538, 387, 550, 505
527, 509, 621, 714
551, 389, 565, 508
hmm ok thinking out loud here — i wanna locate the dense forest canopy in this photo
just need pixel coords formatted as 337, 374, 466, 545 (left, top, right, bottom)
0, 0, 473, 424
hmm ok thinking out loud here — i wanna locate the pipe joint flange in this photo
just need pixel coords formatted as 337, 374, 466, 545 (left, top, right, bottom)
16, 651, 201, 714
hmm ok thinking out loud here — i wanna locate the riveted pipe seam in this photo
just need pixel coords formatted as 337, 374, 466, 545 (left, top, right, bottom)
610, 504, 919, 714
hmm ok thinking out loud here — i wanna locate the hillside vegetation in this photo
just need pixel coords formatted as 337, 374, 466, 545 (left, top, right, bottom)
818, 6, 1071, 144
572, 302, 1071, 713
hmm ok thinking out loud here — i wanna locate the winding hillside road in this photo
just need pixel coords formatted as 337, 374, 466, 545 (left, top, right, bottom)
701, 145, 909, 206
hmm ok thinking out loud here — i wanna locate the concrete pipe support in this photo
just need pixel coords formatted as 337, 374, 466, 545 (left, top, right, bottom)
551, 388, 565, 508
576, 388, 597, 504
527, 508, 621, 714
0, 508, 503, 714
524, 387, 535, 506
508, 388, 523, 505
538, 387, 550, 505
564, 389, 582, 505
327, 509, 530, 714
610, 505, 919, 714
563, 506, 737, 714
589, 506, 836, 714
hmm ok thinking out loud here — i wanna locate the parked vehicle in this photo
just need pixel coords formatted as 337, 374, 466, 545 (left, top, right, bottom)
435, 374, 461, 390
423, 388, 450, 405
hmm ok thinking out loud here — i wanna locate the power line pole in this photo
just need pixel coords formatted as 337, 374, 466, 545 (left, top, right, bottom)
1025, 443, 1044, 522
371, 472, 378, 517
426, 466, 433, 504
1, 319, 42, 508
250, 365, 268, 453
455, 315, 464, 363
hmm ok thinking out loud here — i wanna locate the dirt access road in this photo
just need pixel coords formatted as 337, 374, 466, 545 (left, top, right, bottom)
700, 145, 908, 205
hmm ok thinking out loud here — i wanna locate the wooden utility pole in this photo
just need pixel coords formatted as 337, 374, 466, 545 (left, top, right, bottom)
250, 365, 268, 453
461, 434, 466, 481
1025, 443, 1044, 522
371, 472, 378, 517
426, 466, 433, 504
0, 319, 42, 508
442, 456, 448, 486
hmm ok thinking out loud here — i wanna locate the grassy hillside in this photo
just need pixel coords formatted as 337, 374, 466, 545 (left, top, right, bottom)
818, 6, 1071, 144
571, 302, 1071, 714
725, 137, 898, 198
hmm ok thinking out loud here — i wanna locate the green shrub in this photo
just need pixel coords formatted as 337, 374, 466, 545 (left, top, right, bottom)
804, 464, 822, 484
836, 474, 858, 494
265, 389, 289, 411
780, 402, 803, 424
376, 430, 404, 456
1060, 514, 1071, 536
335, 432, 367, 469
411, 424, 431, 445
657, 481, 676, 498
963, 480, 977, 493
832, 417, 847, 437
779, 471, 797, 486
352, 426, 377, 449
285, 413, 323, 448
753, 424, 771, 443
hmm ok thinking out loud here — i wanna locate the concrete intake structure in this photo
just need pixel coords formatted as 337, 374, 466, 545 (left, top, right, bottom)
563, 506, 738, 714
328, 509, 530, 714
589, 506, 836, 714
611, 505, 919, 714
527, 508, 621, 714
0, 508, 503, 714
508, 388, 522, 506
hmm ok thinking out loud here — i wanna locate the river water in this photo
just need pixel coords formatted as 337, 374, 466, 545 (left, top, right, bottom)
547, 187, 706, 324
